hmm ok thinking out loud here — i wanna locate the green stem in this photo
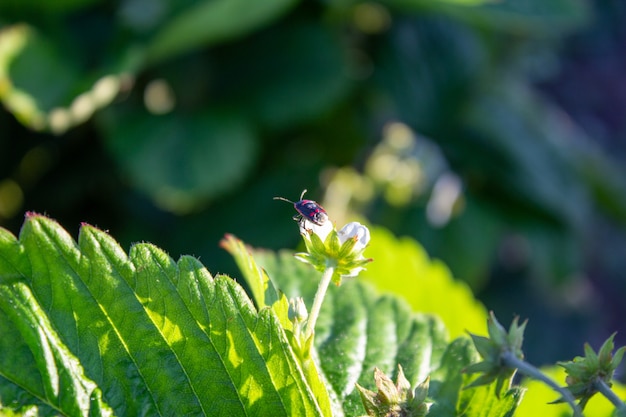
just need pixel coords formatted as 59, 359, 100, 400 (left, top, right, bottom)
305, 264, 335, 339
594, 378, 626, 410
502, 352, 583, 417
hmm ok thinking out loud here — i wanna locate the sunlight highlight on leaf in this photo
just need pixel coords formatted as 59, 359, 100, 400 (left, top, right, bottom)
0, 214, 330, 416
360, 226, 488, 338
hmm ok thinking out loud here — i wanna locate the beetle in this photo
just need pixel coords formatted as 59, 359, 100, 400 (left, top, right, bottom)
274, 189, 328, 226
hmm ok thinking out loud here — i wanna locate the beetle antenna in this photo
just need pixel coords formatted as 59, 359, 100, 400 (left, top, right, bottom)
273, 196, 294, 204
300, 189, 308, 200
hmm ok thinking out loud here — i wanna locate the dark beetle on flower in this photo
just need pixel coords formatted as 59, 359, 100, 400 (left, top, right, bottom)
274, 189, 328, 226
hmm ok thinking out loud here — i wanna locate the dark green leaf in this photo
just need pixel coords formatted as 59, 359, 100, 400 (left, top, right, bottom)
389, 0, 589, 35
101, 108, 258, 213
0, 25, 126, 133
147, 0, 297, 62
612, 347, 626, 371
236, 21, 350, 130
0, 25, 77, 129
197, 19, 350, 130
597, 333, 616, 363
0, 0, 98, 14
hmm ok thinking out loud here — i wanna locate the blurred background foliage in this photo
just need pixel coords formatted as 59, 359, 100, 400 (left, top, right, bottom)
2, 0, 626, 373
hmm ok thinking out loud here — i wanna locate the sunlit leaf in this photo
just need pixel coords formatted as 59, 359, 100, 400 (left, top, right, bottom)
249, 247, 516, 416
0, 214, 329, 416
459, 379, 524, 417
219, 233, 279, 310
359, 227, 488, 338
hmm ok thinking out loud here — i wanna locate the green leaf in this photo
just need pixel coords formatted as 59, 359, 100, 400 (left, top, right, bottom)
455, 82, 626, 287
214, 20, 351, 130
0, 25, 127, 133
389, 0, 589, 35
584, 343, 600, 368
459, 381, 524, 417
0, 281, 113, 416
427, 338, 476, 417
0, 25, 74, 130
612, 346, 626, 371
250, 249, 518, 416
469, 334, 497, 360
100, 108, 258, 213
220, 233, 279, 310
0, 222, 112, 416
221, 239, 338, 416
597, 333, 617, 365
147, 0, 297, 63
0, 214, 329, 416
272, 256, 449, 416
358, 227, 488, 338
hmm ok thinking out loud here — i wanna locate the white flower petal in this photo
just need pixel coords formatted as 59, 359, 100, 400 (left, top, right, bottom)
338, 222, 370, 251
300, 218, 334, 242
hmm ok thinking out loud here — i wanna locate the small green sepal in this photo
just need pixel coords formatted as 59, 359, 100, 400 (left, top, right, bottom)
295, 220, 372, 285
464, 312, 526, 397
556, 333, 626, 409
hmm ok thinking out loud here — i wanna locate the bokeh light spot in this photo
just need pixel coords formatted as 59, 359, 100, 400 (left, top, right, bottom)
144, 79, 176, 115
353, 2, 391, 34
0, 179, 24, 219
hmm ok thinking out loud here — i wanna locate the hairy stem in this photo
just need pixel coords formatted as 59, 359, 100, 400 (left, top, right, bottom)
502, 352, 583, 417
305, 264, 335, 339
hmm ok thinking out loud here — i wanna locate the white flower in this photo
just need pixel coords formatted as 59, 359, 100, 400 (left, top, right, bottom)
334, 222, 370, 278
338, 222, 370, 252
295, 216, 372, 283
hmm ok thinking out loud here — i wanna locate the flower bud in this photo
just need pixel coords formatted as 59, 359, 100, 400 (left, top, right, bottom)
356, 366, 431, 417
288, 297, 309, 324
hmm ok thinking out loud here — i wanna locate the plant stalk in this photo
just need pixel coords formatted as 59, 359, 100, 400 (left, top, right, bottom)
305, 264, 335, 339
594, 378, 626, 410
502, 351, 583, 417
